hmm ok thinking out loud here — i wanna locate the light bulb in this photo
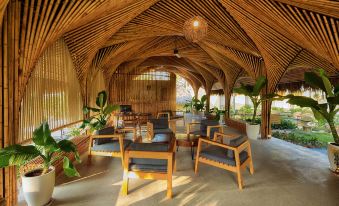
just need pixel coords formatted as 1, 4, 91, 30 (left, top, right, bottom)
193, 20, 199, 27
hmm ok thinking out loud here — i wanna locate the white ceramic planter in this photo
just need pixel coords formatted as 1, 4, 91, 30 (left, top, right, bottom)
22, 166, 55, 206
327, 143, 339, 172
246, 123, 260, 140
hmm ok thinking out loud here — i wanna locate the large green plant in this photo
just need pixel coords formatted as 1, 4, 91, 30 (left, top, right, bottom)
81, 91, 119, 132
0, 122, 80, 176
233, 76, 275, 125
286, 69, 339, 144
192, 95, 207, 112
183, 101, 192, 113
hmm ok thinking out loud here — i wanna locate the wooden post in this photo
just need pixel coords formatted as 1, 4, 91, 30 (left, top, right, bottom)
205, 91, 211, 112
224, 88, 231, 119
261, 99, 272, 139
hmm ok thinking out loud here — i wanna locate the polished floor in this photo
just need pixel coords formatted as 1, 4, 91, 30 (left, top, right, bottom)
19, 132, 339, 206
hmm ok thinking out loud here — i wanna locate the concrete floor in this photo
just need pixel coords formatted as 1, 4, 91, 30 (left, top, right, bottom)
19, 135, 339, 206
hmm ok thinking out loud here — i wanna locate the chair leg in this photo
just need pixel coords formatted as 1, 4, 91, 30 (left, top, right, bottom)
122, 171, 129, 195
195, 140, 201, 174
167, 175, 172, 199
87, 154, 92, 165
173, 154, 177, 172
194, 158, 199, 174
236, 169, 243, 190
249, 158, 254, 175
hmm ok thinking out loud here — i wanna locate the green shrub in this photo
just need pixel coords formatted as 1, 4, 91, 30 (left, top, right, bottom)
272, 119, 297, 130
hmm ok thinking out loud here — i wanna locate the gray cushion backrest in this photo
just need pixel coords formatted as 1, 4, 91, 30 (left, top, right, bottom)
129, 142, 169, 152
129, 143, 169, 166
149, 118, 169, 129
200, 119, 219, 137
94, 127, 115, 145
223, 135, 247, 158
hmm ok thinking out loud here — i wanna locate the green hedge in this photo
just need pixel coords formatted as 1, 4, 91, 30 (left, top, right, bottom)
272, 119, 297, 130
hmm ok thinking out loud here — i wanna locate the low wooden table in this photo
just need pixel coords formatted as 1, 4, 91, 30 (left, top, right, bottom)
176, 135, 199, 160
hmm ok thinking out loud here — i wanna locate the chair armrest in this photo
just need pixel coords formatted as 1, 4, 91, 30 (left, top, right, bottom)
207, 125, 224, 139
186, 122, 201, 134
89, 134, 124, 149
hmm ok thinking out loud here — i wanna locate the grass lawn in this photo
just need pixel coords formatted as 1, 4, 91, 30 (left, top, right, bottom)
294, 130, 333, 145
273, 129, 333, 148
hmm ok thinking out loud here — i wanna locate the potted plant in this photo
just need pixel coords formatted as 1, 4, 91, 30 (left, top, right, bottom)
285, 69, 339, 172
183, 101, 192, 113
191, 95, 207, 115
233, 76, 274, 139
0, 122, 80, 206
80, 90, 119, 133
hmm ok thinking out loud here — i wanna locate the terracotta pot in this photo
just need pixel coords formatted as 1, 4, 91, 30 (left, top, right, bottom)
22, 166, 55, 206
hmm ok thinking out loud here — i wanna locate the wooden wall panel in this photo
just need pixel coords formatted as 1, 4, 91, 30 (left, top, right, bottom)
109, 72, 176, 116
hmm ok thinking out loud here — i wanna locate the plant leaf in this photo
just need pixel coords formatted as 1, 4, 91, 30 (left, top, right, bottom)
33, 122, 57, 148
234, 85, 251, 96
318, 69, 334, 97
304, 72, 327, 93
63, 157, 80, 177
96, 91, 107, 108
287, 96, 319, 110
103, 104, 119, 115
58, 140, 80, 162
311, 108, 324, 121
200, 95, 207, 103
83, 107, 90, 114
0, 145, 40, 167
252, 76, 267, 96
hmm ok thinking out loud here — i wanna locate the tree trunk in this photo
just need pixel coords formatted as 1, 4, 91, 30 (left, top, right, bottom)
252, 104, 257, 124
328, 121, 339, 144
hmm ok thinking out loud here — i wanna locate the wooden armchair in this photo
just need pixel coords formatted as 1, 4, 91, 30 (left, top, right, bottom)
157, 110, 184, 121
195, 132, 254, 189
115, 113, 140, 141
87, 127, 132, 166
146, 118, 176, 140
122, 136, 176, 198
186, 119, 223, 140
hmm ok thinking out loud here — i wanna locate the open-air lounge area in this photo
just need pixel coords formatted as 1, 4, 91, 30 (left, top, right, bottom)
1, 1, 339, 206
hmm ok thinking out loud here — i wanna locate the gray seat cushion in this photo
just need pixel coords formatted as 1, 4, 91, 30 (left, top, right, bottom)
200, 145, 248, 166
129, 164, 167, 172
154, 128, 173, 135
128, 142, 169, 172
149, 118, 169, 129
91, 139, 132, 152
94, 127, 115, 145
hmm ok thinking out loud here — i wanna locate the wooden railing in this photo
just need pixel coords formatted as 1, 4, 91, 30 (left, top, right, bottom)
20, 118, 86, 145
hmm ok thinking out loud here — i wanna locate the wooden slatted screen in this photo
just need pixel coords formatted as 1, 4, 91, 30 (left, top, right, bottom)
18, 38, 83, 143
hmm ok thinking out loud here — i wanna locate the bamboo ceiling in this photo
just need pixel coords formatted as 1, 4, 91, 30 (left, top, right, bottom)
1, 0, 339, 102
